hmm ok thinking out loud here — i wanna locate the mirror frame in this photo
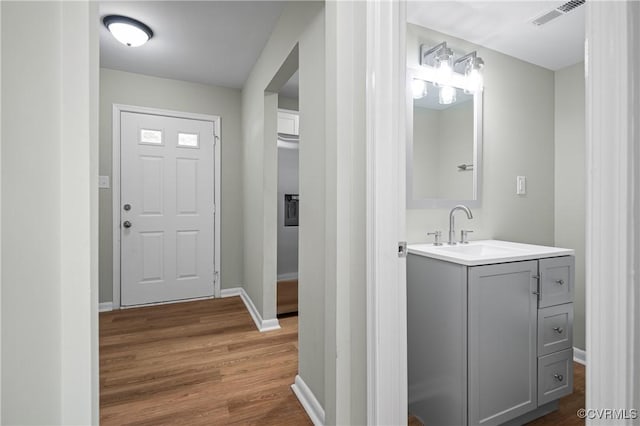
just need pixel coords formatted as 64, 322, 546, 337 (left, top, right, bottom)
406, 66, 483, 209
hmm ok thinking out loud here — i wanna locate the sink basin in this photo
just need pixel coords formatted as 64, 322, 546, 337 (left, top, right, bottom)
408, 240, 574, 266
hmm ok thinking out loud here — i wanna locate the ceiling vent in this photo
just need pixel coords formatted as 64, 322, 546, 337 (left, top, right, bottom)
532, 0, 585, 26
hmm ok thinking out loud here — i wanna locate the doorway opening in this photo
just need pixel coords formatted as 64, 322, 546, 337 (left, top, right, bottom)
276, 71, 300, 317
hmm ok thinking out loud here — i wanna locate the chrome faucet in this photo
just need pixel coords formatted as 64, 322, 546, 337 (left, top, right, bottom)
448, 205, 473, 245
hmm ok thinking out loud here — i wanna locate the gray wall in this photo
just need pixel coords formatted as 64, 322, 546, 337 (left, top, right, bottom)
2, 4, 63, 420
240, 0, 326, 407
277, 146, 299, 278
406, 24, 556, 247
278, 95, 299, 111
99, 68, 244, 302
554, 62, 585, 351
2, 2, 99, 423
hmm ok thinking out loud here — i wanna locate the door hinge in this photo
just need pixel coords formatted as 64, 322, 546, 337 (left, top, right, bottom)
398, 241, 408, 258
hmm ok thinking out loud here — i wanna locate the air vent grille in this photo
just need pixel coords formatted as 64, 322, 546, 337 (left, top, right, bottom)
557, 0, 585, 13
532, 10, 563, 26
532, 0, 585, 26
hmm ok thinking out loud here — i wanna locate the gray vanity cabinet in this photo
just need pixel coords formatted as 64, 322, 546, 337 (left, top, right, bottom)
468, 261, 538, 426
408, 254, 575, 426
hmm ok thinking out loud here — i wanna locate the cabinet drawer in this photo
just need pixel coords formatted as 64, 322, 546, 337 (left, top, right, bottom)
538, 304, 573, 356
539, 257, 574, 308
538, 349, 573, 405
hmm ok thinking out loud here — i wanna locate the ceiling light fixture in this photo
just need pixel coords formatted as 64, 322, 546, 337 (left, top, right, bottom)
103, 15, 153, 47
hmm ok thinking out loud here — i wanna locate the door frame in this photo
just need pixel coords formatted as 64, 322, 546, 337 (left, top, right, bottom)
111, 104, 222, 309
365, 0, 408, 424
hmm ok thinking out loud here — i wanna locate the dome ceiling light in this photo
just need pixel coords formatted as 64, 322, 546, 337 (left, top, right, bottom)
103, 15, 153, 47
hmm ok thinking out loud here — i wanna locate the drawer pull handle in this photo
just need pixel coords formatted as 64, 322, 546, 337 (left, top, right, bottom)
554, 374, 564, 382
553, 327, 564, 334
556, 279, 565, 285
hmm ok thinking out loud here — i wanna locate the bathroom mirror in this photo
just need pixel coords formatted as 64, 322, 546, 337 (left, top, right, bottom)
407, 67, 483, 208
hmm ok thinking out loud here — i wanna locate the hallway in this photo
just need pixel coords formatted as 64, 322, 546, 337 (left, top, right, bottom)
99, 298, 310, 425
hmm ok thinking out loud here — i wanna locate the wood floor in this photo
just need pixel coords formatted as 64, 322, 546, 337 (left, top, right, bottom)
277, 279, 299, 316
101, 297, 585, 425
100, 297, 311, 425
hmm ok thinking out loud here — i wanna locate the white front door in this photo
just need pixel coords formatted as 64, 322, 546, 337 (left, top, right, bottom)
120, 111, 216, 306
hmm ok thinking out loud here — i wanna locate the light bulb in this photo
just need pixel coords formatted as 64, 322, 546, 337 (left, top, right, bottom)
108, 22, 150, 47
435, 46, 454, 85
464, 57, 484, 94
412, 79, 428, 99
466, 68, 483, 93
439, 86, 456, 105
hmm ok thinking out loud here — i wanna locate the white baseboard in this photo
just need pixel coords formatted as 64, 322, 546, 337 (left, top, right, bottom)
221, 287, 280, 332
99, 302, 113, 312
220, 287, 242, 298
291, 375, 325, 426
277, 272, 298, 281
573, 347, 586, 366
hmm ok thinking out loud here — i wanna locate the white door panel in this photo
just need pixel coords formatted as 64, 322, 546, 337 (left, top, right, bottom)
120, 112, 215, 306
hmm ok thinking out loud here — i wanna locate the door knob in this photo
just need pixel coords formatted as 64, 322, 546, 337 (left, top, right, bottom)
123, 203, 131, 211
556, 279, 565, 285
123, 221, 132, 229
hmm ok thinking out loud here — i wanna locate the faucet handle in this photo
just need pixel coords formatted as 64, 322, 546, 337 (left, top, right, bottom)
427, 231, 443, 246
460, 230, 474, 244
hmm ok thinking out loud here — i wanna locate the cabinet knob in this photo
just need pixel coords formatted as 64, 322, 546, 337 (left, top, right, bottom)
556, 279, 565, 285
553, 374, 564, 382
553, 327, 564, 334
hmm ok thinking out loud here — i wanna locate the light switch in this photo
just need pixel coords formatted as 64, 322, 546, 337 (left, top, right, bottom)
516, 176, 526, 195
99, 175, 110, 189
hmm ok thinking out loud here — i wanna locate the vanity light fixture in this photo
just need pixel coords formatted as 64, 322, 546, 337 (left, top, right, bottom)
421, 42, 454, 84
420, 43, 485, 94
412, 78, 428, 99
103, 15, 153, 47
455, 51, 485, 94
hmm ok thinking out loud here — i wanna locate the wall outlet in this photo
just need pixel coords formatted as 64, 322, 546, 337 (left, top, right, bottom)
516, 176, 526, 195
99, 175, 110, 189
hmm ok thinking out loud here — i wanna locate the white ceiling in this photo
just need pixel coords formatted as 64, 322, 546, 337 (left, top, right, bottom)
100, 1, 585, 96
99, 1, 286, 89
407, 1, 585, 71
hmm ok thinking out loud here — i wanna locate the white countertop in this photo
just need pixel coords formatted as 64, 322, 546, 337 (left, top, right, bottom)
407, 239, 574, 266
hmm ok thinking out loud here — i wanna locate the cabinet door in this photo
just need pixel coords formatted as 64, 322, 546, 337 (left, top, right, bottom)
468, 261, 538, 426
539, 256, 574, 308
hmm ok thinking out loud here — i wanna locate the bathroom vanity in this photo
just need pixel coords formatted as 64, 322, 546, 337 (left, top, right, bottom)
407, 240, 575, 426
